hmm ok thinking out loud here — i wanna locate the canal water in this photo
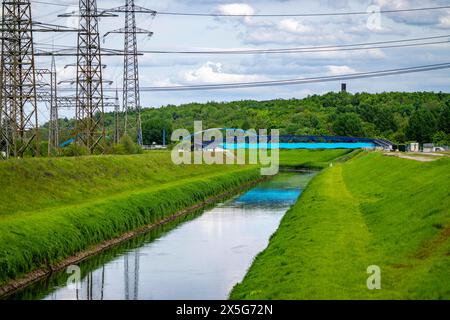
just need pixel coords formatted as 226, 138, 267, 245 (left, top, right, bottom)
9, 172, 315, 300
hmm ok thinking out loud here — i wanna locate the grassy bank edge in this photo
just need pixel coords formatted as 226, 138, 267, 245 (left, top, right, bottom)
0, 167, 262, 295
229, 153, 450, 299
279, 149, 360, 170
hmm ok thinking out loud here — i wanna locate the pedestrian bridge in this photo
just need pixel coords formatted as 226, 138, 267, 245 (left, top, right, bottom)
189, 129, 393, 150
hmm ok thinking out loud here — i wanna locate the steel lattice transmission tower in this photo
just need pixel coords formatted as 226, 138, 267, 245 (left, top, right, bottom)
0, 0, 39, 159
75, 0, 110, 154
114, 89, 120, 144
48, 56, 59, 156
106, 1, 155, 146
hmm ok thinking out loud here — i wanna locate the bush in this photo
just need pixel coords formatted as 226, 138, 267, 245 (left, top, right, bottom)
61, 143, 89, 157
433, 131, 450, 146
112, 135, 142, 155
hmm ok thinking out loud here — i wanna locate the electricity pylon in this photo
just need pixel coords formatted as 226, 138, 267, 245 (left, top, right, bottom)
35, 62, 58, 156
0, 0, 39, 159
105, 1, 156, 146
72, 0, 116, 154
48, 56, 59, 156
114, 89, 121, 144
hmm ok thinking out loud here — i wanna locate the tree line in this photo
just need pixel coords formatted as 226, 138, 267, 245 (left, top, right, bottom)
131, 91, 450, 146
40, 91, 450, 150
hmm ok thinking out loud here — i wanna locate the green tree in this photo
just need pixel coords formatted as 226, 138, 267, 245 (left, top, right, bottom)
332, 113, 365, 137
406, 108, 437, 143
432, 131, 450, 146
142, 118, 173, 145
437, 105, 450, 133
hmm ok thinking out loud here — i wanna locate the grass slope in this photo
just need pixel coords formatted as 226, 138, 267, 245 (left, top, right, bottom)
0, 151, 249, 216
279, 149, 355, 169
230, 152, 450, 299
0, 152, 261, 286
0, 149, 366, 288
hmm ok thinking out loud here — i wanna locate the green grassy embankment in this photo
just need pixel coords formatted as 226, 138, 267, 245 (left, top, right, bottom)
231, 152, 450, 299
0, 152, 261, 287
279, 149, 357, 169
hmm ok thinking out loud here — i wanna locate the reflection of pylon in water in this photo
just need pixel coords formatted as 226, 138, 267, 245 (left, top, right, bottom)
0, 0, 39, 158
77, 266, 106, 300
124, 251, 140, 300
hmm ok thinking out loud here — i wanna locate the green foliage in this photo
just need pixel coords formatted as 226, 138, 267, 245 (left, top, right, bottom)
438, 104, 450, 133
231, 153, 450, 299
432, 131, 450, 146
116, 134, 142, 155
332, 113, 365, 137
61, 143, 89, 157
39, 92, 450, 146
279, 149, 354, 169
406, 107, 438, 143
141, 117, 172, 145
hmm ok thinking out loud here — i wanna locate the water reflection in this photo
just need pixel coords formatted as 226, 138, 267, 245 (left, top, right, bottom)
8, 172, 315, 300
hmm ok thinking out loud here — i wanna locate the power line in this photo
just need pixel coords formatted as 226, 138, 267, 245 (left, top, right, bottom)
31, 1, 450, 18
131, 63, 450, 92
139, 39, 450, 55
35, 34, 450, 55
33, 1, 78, 7
54, 62, 450, 93
155, 5, 450, 17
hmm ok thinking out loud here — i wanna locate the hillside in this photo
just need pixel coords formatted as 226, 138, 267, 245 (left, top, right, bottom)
122, 92, 449, 145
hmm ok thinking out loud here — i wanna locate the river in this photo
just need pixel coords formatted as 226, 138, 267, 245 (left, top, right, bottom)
8, 171, 315, 300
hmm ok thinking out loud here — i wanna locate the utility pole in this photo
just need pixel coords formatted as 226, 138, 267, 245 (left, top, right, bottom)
0, 0, 39, 159
105, 1, 155, 146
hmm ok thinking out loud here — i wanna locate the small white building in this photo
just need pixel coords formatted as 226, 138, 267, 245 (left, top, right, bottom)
409, 143, 419, 152
423, 143, 434, 153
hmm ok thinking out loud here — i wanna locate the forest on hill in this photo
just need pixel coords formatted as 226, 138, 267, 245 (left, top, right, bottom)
53, 92, 450, 147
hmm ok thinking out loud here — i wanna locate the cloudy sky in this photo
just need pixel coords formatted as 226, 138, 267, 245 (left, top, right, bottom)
32, 0, 450, 113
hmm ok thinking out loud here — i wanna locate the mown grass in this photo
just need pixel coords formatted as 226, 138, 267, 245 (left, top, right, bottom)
0, 152, 261, 286
230, 152, 450, 299
279, 149, 354, 169
0, 149, 362, 288
0, 151, 249, 216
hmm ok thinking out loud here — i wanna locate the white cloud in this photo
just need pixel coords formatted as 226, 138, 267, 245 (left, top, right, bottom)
181, 62, 266, 84
438, 14, 450, 28
150, 78, 179, 87
373, 0, 447, 26
327, 65, 357, 75
217, 3, 255, 16
278, 19, 313, 34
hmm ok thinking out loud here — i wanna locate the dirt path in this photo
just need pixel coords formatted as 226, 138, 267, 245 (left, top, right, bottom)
384, 153, 444, 162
